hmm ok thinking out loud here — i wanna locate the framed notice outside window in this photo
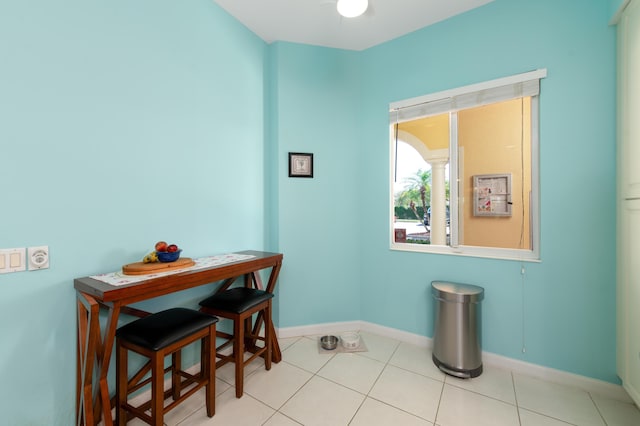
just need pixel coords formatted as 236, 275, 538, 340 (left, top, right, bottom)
473, 173, 512, 216
394, 228, 407, 243
288, 153, 314, 178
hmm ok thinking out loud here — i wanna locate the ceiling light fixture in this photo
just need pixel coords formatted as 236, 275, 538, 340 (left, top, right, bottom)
336, 0, 369, 18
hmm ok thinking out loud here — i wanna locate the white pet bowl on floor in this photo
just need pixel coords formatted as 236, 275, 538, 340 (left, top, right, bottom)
340, 332, 360, 349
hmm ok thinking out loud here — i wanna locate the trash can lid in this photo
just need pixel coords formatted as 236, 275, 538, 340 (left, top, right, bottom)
431, 281, 484, 303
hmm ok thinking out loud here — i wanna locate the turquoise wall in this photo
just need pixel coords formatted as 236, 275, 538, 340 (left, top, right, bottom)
271, 0, 617, 383
356, 0, 617, 382
0, 0, 266, 424
0, 0, 619, 424
270, 42, 363, 326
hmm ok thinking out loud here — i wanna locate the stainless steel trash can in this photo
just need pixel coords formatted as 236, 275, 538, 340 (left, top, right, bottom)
431, 281, 484, 378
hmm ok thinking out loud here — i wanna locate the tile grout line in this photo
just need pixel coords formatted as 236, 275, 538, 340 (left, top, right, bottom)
512, 370, 523, 426
433, 378, 445, 426
587, 391, 609, 426
444, 374, 520, 408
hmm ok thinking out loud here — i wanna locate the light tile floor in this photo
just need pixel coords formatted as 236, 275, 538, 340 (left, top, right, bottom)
136, 331, 640, 425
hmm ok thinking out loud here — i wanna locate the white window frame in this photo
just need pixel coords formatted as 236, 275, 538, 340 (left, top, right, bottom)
389, 69, 546, 262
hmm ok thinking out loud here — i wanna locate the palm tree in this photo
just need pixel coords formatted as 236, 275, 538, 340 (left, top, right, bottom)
406, 169, 431, 222
395, 168, 451, 223
395, 187, 421, 208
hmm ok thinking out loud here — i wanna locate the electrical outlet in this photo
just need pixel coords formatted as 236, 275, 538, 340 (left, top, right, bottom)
28, 246, 49, 270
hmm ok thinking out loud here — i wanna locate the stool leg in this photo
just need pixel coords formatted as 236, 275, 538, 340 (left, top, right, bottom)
234, 315, 244, 398
243, 316, 252, 351
116, 340, 128, 425
151, 351, 164, 426
265, 301, 272, 371
205, 323, 216, 417
172, 350, 181, 401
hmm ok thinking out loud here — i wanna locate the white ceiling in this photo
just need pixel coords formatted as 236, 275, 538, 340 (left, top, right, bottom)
212, 0, 495, 51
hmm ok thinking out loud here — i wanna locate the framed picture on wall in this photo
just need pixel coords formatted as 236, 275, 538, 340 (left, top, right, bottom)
288, 152, 314, 178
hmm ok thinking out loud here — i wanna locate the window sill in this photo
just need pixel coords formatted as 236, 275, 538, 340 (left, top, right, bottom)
390, 242, 541, 263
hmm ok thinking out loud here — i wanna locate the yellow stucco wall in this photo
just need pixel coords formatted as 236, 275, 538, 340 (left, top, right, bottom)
459, 98, 531, 249
398, 113, 449, 150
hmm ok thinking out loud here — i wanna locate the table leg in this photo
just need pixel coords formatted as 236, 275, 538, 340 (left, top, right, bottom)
268, 318, 282, 363
96, 304, 121, 426
76, 297, 122, 426
265, 261, 282, 362
250, 271, 263, 290
76, 292, 100, 426
248, 263, 283, 363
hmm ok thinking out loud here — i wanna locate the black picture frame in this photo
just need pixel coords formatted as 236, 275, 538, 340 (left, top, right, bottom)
288, 152, 314, 178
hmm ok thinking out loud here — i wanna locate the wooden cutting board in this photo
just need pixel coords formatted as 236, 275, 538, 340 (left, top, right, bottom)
122, 257, 195, 276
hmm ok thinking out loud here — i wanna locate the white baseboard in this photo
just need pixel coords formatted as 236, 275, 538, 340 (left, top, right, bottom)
276, 320, 632, 404
276, 320, 363, 340
275, 320, 431, 347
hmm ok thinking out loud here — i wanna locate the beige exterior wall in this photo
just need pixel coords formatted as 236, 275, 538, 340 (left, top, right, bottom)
458, 98, 531, 249
398, 113, 449, 150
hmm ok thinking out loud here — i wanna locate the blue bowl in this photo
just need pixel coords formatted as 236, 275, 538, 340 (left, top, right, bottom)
157, 249, 181, 263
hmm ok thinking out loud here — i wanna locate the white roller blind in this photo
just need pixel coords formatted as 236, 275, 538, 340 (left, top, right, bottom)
390, 69, 546, 123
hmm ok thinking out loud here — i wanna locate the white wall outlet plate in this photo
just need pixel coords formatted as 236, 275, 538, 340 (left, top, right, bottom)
28, 246, 49, 270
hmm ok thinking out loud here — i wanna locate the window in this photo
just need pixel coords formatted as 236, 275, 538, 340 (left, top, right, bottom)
390, 70, 546, 261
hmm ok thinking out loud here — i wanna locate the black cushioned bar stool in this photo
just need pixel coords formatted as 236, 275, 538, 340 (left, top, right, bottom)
199, 287, 274, 398
116, 308, 218, 425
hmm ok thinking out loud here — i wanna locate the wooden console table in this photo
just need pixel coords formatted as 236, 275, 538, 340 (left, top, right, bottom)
74, 250, 283, 426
